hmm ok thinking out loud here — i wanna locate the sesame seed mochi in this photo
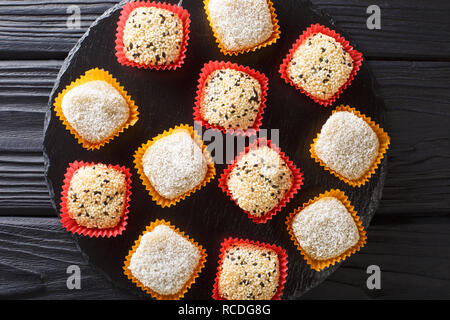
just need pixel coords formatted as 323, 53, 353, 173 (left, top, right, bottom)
314, 111, 379, 181
141, 129, 208, 200
287, 33, 353, 101
201, 68, 262, 130
61, 80, 130, 144
208, 0, 274, 52
123, 7, 184, 66
291, 197, 360, 261
227, 146, 293, 217
128, 224, 202, 296
67, 164, 127, 229
218, 243, 280, 300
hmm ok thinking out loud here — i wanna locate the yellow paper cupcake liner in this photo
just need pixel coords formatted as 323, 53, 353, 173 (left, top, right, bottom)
203, 0, 281, 56
133, 124, 216, 207
286, 189, 367, 271
123, 219, 207, 300
310, 105, 390, 187
53, 68, 139, 150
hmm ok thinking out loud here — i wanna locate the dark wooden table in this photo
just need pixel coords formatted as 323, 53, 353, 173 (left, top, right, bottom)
0, 0, 449, 300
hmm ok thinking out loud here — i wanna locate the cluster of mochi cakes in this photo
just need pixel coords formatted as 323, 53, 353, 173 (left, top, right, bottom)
52, 0, 390, 300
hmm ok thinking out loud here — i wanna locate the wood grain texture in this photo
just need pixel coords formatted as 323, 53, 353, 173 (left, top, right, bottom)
1, 60, 448, 215
0, 0, 449, 60
0, 215, 448, 299
41, 0, 388, 299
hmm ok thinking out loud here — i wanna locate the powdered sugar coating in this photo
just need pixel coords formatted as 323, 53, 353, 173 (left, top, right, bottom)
292, 197, 359, 261
315, 111, 379, 180
128, 224, 201, 295
142, 129, 208, 200
208, 0, 273, 51
61, 80, 129, 144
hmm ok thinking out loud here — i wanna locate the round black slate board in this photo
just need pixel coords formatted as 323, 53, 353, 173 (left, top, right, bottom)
43, 0, 387, 299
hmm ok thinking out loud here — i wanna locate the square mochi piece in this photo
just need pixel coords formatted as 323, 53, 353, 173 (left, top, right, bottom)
227, 146, 293, 218
61, 80, 130, 144
208, 0, 274, 52
201, 68, 262, 130
291, 196, 360, 261
128, 224, 202, 296
123, 6, 184, 66
286, 32, 354, 101
218, 243, 280, 300
66, 164, 127, 229
141, 129, 208, 200
314, 110, 380, 181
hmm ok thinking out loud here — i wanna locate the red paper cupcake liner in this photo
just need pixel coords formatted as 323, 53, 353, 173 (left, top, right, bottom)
60, 161, 132, 238
193, 61, 269, 136
212, 237, 288, 300
279, 23, 363, 106
115, 1, 191, 70
218, 138, 304, 223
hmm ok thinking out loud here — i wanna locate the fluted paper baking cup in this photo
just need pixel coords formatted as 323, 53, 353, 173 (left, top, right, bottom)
60, 161, 132, 238
193, 60, 269, 136
123, 219, 207, 300
53, 68, 139, 150
285, 189, 367, 271
203, 0, 280, 56
310, 105, 390, 187
279, 23, 363, 106
219, 137, 304, 223
133, 124, 216, 207
115, 1, 191, 70
212, 237, 288, 300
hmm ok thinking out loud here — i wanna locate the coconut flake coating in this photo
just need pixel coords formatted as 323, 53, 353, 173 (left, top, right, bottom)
218, 243, 280, 300
287, 33, 353, 100
315, 111, 379, 180
67, 164, 127, 229
208, 0, 274, 51
228, 146, 293, 217
292, 197, 360, 261
61, 80, 130, 144
201, 68, 262, 130
142, 129, 208, 200
123, 7, 184, 66
128, 224, 201, 296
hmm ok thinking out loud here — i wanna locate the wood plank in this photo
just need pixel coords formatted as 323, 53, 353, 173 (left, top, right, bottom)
1, 60, 448, 215
0, 215, 448, 299
302, 215, 450, 299
0, 0, 449, 60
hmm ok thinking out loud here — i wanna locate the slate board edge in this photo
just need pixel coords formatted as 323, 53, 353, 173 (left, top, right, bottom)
42, 0, 389, 300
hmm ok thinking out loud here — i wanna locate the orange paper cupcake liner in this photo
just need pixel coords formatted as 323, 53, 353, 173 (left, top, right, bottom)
60, 161, 132, 238
53, 68, 139, 150
219, 137, 304, 223
115, 1, 191, 70
203, 0, 280, 56
123, 219, 207, 300
310, 105, 390, 187
286, 189, 367, 271
279, 23, 363, 106
193, 60, 269, 136
212, 237, 288, 300
133, 124, 216, 207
